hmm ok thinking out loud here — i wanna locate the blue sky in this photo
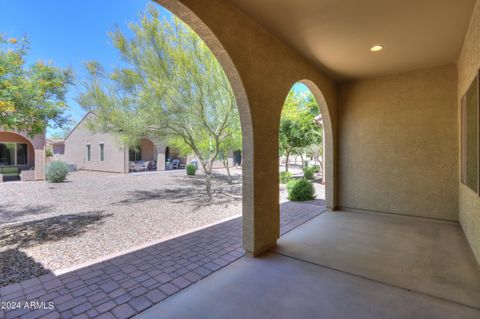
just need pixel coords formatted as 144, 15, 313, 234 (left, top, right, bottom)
0, 0, 153, 136
0, 0, 307, 137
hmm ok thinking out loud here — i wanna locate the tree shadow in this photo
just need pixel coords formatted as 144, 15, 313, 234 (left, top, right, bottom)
0, 204, 54, 226
114, 184, 242, 210
0, 210, 110, 249
0, 249, 52, 288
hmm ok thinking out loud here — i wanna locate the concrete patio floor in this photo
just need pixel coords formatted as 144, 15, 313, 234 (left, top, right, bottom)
138, 210, 480, 319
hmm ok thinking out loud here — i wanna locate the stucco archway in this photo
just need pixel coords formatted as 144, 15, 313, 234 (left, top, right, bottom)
297, 80, 336, 209
0, 130, 45, 180
152, 0, 255, 250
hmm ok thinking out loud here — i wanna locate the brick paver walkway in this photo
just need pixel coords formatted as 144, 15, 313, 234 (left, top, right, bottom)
0, 201, 325, 319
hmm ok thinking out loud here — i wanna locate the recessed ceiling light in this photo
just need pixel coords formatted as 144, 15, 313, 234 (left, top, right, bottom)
370, 45, 383, 52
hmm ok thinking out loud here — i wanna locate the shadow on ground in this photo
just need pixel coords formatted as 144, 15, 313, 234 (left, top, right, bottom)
0, 204, 54, 226
115, 174, 242, 209
0, 249, 52, 287
0, 211, 111, 287
0, 210, 110, 248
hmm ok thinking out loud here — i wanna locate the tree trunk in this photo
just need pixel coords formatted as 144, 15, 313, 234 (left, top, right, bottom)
223, 158, 233, 184
200, 160, 213, 201
205, 171, 212, 201
285, 153, 290, 172
300, 154, 305, 167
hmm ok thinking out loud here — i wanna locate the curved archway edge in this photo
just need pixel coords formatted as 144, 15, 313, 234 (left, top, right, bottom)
296, 79, 336, 210
153, 0, 256, 251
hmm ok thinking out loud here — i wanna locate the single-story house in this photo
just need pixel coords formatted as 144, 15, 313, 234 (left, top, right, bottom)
60, 112, 168, 173
60, 112, 234, 173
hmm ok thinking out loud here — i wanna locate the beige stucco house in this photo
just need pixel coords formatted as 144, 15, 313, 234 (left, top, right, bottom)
58, 112, 235, 173
0, 129, 46, 181
62, 112, 169, 173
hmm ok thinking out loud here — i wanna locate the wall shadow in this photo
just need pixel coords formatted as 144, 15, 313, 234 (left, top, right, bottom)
0, 249, 52, 288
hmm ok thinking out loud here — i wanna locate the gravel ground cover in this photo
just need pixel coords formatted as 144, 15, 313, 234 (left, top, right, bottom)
0, 169, 243, 286
0, 167, 325, 287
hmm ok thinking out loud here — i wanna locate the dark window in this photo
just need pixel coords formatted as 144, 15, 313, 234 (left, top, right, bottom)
99, 143, 105, 161
16, 143, 28, 165
86, 144, 91, 161
0, 143, 15, 166
461, 72, 479, 194
129, 147, 141, 161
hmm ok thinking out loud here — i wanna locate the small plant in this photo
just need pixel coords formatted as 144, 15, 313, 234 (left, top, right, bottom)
46, 147, 53, 158
45, 161, 69, 183
312, 164, 321, 173
186, 163, 197, 176
280, 171, 293, 184
303, 166, 316, 180
287, 178, 315, 201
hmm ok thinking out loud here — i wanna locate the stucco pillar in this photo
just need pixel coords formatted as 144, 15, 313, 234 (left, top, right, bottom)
242, 105, 280, 256
34, 149, 45, 180
156, 144, 166, 171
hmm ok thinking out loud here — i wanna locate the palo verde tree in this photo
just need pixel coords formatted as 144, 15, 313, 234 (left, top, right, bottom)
219, 122, 242, 184
0, 36, 73, 136
77, 5, 241, 200
279, 89, 322, 171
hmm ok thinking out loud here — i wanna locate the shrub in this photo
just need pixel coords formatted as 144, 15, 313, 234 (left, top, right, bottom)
303, 166, 316, 180
287, 178, 315, 201
280, 171, 293, 184
186, 163, 197, 176
311, 164, 321, 173
46, 147, 53, 158
45, 161, 69, 183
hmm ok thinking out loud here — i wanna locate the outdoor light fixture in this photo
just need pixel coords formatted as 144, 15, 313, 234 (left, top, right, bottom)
370, 45, 383, 52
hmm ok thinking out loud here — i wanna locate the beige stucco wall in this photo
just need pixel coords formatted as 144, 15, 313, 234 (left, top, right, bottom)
65, 113, 127, 173
458, 0, 480, 264
338, 65, 458, 221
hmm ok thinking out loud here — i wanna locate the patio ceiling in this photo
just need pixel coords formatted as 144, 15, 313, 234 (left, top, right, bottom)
226, 0, 477, 81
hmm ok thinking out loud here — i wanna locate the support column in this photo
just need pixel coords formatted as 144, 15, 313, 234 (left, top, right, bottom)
156, 144, 166, 171
242, 111, 280, 256
34, 149, 45, 180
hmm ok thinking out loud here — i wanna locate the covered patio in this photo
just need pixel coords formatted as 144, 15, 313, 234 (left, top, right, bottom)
2, 0, 480, 317
139, 211, 480, 318
0, 130, 45, 181
129, 139, 187, 172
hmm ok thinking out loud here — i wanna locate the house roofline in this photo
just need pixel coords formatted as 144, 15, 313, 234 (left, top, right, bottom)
64, 111, 94, 141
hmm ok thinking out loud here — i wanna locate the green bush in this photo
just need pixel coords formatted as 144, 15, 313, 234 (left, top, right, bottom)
303, 166, 316, 180
287, 178, 315, 201
311, 164, 321, 173
280, 171, 293, 184
46, 147, 53, 158
186, 163, 197, 176
45, 161, 69, 183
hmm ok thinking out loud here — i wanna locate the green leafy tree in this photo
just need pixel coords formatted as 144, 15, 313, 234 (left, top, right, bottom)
279, 90, 322, 171
0, 36, 73, 136
77, 5, 241, 200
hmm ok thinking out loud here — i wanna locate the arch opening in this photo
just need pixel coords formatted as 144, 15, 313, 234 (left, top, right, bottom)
0, 131, 36, 169
278, 80, 335, 209
153, 0, 254, 249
